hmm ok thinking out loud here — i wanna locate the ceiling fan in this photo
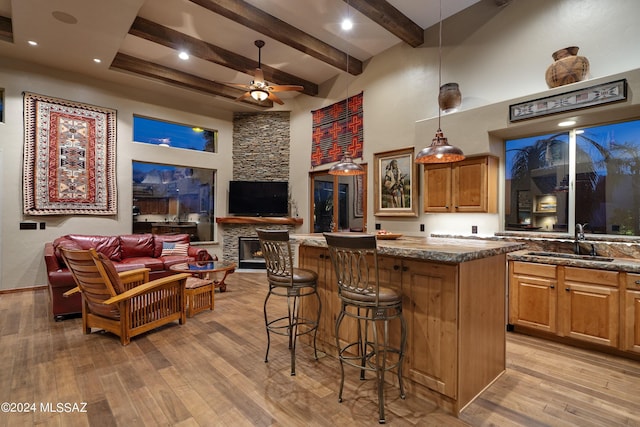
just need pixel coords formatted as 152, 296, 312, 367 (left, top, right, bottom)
225, 40, 303, 105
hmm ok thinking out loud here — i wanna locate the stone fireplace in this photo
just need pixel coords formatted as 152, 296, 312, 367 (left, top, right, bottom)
216, 111, 302, 264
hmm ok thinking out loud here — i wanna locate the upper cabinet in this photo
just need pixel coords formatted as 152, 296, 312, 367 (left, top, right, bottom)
423, 155, 498, 213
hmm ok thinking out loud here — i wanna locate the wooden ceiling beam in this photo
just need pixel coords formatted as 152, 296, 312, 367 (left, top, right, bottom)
344, 0, 424, 47
188, 0, 363, 75
110, 53, 272, 107
129, 17, 318, 97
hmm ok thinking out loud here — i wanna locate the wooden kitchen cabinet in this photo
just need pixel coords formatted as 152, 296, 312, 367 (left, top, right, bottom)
423, 155, 498, 213
560, 267, 619, 347
509, 261, 622, 350
300, 244, 507, 414
623, 272, 640, 354
509, 261, 557, 333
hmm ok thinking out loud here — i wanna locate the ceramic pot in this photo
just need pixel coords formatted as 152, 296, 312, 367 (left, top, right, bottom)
438, 82, 462, 112
545, 46, 589, 88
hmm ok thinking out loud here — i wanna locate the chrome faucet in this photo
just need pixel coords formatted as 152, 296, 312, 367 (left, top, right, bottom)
575, 223, 587, 254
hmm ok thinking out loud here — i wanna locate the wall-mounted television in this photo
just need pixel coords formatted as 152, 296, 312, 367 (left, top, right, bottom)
228, 180, 289, 217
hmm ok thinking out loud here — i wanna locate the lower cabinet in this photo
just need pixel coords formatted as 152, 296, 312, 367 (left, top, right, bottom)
300, 245, 508, 415
509, 262, 557, 333
624, 273, 640, 354
560, 267, 619, 347
509, 261, 632, 353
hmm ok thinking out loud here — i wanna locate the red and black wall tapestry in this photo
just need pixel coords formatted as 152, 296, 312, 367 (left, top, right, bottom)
310, 92, 363, 167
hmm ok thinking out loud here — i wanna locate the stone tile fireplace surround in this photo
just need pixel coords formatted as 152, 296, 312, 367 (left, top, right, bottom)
218, 111, 302, 266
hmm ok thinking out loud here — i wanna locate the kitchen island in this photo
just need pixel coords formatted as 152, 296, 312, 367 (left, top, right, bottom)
291, 234, 524, 416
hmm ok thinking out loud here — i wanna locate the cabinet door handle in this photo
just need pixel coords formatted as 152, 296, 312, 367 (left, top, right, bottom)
393, 265, 400, 270
402, 266, 409, 272
636, 280, 640, 285
565, 287, 570, 292
550, 284, 555, 289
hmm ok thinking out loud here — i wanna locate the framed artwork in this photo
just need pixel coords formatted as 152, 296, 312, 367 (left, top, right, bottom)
373, 147, 418, 217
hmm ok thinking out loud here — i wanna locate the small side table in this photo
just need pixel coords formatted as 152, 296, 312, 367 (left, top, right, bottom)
184, 276, 215, 317
170, 261, 236, 317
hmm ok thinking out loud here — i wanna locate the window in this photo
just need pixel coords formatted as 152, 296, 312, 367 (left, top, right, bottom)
133, 116, 217, 152
0, 88, 4, 122
505, 119, 640, 236
132, 161, 216, 242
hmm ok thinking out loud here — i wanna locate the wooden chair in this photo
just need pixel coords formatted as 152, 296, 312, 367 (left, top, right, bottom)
60, 248, 191, 345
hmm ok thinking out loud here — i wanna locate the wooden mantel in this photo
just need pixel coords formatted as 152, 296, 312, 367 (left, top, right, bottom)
216, 216, 303, 225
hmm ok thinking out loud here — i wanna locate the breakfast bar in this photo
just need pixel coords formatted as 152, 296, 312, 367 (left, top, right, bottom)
291, 234, 524, 416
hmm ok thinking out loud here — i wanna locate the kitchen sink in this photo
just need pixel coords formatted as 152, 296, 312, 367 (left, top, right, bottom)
526, 251, 614, 262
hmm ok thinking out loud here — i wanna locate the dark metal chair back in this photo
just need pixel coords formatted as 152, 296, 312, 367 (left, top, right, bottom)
323, 232, 380, 306
256, 228, 295, 286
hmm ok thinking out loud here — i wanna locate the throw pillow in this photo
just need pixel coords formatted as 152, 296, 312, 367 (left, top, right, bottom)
160, 242, 189, 257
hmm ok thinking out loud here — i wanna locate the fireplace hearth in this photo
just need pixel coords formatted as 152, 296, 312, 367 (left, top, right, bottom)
238, 237, 266, 269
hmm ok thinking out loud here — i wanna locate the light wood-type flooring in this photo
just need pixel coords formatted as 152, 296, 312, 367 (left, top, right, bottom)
1, 272, 639, 426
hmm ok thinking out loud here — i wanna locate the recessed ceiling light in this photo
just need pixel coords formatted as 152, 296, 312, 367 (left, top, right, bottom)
52, 11, 78, 24
558, 120, 576, 127
178, 51, 189, 60
93, 58, 102, 64
28, 40, 38, 46
341, 18, 353, 31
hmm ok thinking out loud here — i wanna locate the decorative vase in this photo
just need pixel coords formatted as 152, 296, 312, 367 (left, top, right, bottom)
438, 82, 462, 112
545, 46, 589, 88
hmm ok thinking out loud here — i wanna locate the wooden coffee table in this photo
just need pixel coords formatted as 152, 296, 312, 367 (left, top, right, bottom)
170, 260, 236, 292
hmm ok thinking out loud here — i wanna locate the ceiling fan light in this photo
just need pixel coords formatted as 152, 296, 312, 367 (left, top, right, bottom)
328, 154, 365, 175
415, 129, 465, 164
250, 89, 269, 102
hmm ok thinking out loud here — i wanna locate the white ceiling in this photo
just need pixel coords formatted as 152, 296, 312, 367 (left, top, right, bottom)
0, 0, 482, 111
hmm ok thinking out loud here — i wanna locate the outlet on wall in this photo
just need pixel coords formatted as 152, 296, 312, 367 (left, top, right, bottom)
420, 224, 425, 232
375, 223, 381, 230
472, 225, 478, 234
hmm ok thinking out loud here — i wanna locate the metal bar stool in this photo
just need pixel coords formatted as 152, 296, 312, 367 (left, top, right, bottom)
257, 229, 321, 376
324, 232, 406, 424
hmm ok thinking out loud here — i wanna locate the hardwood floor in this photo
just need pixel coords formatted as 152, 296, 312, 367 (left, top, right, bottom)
1, 272, 639, 426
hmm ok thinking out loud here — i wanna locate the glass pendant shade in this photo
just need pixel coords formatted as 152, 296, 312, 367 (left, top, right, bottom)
415, 129, 465, 164
250, 89, 269, 101
328, 154, 365, 175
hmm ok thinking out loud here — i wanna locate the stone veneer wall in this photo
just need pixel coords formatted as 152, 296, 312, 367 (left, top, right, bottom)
221, 112, 292, 265
232, 112, 290, 181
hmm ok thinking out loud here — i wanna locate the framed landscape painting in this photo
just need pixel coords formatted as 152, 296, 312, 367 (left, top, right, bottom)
373, 147, 418, 217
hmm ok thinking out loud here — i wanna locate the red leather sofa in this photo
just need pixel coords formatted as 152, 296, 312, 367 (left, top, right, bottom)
45, 233, 211, 320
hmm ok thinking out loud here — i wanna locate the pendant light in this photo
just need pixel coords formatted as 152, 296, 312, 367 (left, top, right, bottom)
415, 0, 465, 164
329, 1, 365, 176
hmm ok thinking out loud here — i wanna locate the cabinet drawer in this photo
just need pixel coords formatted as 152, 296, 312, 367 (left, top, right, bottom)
626, 273, 640, 290
512, 261, 556, 278
564, 267, 618, 287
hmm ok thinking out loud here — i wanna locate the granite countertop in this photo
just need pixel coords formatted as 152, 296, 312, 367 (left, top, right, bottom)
291, 234, 525, 264
508, 249, 640, 273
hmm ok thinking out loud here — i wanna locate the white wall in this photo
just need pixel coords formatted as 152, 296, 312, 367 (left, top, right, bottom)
3, 0, 640, 290
288, 0, 640, 236
0, 58, 234, 290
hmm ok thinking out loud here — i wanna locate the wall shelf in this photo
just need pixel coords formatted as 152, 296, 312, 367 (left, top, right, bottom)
216, 216, 303, 225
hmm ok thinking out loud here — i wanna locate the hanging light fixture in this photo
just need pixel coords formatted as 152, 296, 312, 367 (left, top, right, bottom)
250, 89, 269, 102
415, 0, 465, 164
329, 1, 365, 176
